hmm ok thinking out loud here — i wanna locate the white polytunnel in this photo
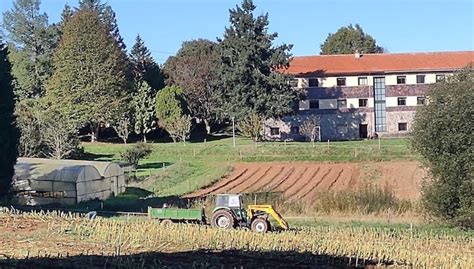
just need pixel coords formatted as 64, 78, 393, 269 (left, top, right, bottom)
13, 158, 127, 206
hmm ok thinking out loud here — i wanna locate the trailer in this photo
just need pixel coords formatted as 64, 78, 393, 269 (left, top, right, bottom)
148, 207, 206, 225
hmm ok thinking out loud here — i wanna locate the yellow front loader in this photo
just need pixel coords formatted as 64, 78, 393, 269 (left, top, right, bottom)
210, 194, 289, 232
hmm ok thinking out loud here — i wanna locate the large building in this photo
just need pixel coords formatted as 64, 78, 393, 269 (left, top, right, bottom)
266, 51, 474, 141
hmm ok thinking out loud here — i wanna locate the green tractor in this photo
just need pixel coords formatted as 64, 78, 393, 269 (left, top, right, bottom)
210, 194, 289, 233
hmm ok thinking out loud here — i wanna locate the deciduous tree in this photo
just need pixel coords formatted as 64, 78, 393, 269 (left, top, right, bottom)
412, 66, 473, 227
155, 86, 189, 142
299, 116, 320, 147
0, 40, 20, 198
320, 24, 384, 55
164, 39, 220, 134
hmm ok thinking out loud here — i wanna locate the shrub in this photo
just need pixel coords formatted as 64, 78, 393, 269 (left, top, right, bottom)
120, 143, 153, 169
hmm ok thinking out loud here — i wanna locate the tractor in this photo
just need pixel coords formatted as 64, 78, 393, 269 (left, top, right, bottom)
210, 194, 289, 232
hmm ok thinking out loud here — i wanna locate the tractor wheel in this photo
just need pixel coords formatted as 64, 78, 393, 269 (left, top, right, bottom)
211, 210, 235, 229
160, 219, 173, 226
251, 218, 269, 233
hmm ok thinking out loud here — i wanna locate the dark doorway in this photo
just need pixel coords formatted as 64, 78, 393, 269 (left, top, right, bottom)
359, 124, 368, 139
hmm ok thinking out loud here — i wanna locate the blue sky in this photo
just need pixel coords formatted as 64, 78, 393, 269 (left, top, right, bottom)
1, 0, 473, 64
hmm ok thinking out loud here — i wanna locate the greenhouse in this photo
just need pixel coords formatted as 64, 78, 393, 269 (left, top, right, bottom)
13, 158, 126, 206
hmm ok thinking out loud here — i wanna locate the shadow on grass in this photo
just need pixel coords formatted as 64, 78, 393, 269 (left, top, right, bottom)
137, 162, 173, 170
0, 249, 390, 269
79, 152, 115, 161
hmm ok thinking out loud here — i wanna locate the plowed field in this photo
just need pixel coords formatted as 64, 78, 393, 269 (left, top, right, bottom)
185, 161, 425, 201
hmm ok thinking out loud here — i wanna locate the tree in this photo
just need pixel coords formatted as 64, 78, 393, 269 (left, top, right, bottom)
164, 39, 220, 134
320, 24, 384, 55
132, 81, 156, 142
299, 116, 320, 147
41, 108, 80, 160
217, 0, 303, 122
78, 0, 126, 51
130, 35, 164, 91
155, 86, 189, 142
412, 67, 473, 227
114, 115, 132, 145
2, 0, 57, 99
15, 99, 43, 157
46, 9, 128, 142
238, 112, 264, 142
0, 39, 20, 198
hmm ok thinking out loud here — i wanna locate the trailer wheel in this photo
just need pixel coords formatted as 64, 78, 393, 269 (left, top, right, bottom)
211, 210, 234, 229
161, 219, 173, 226
251, 218, 269, 233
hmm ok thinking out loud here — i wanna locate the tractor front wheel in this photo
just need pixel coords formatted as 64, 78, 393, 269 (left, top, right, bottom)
251, 218, 270, 233
211, 210, 235, 229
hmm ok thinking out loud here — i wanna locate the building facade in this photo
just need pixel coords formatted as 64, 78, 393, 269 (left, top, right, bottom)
266, 51, 473, 141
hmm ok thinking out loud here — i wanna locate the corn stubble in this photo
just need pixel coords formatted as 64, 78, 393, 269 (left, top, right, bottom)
1, 209, 473, 268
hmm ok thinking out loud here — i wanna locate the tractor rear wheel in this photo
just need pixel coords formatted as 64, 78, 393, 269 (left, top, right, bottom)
251, 218, 269, 233
160, 219, 173, 226
211, 210, 234, 229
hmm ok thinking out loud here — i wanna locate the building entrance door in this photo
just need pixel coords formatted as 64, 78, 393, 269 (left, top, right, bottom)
359, 124, 368, 139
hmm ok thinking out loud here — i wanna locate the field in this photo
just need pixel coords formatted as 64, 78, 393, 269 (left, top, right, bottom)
0, 210, 472, 269
185, 161, 425, 201
83, 137, 418, 197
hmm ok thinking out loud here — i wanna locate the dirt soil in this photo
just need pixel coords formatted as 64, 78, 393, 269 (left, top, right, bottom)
185, 161, 426, 201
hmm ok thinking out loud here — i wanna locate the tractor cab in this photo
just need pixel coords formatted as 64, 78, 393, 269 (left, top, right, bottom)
213, 194, 248, 225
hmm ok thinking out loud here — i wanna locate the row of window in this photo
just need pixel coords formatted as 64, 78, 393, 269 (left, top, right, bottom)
294, 74, 446, 87
308, 96, 425, 109
269, 122, 408, 137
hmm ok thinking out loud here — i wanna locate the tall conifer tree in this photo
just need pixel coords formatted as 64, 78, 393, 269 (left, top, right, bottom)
46, 9, 128, 142
217, 0, 302, 121
0, 39, 20, 198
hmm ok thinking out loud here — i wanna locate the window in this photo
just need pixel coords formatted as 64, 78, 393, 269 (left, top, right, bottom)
270, 127, 280, 136
374, 77, 387, 132
290, 126, 300, 135
309, 100, 319, 109
397, 76, 406, 84
290, 78, 298, 87
397, 97, 407, 106
337, 125, 348, 134
398, 123, 407, 131
308, 78, 319, 87
359, 98, 368, 107
436, 74, 445, 82
337, 99, 347, 108
416, 75, 425, 84
417, 97, 426, 105
358, 77, 368, 85
336, 78, 346, 86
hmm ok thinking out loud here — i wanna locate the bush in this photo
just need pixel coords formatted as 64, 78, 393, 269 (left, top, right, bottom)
120, 143, 153, 169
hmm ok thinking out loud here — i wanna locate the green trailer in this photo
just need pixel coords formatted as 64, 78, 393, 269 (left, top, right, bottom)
147, 206, 206, 224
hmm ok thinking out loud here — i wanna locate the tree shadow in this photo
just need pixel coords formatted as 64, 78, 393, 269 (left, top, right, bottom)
137, 162, 173, 170
0, 249, 391, 268
79, 152, 115, 161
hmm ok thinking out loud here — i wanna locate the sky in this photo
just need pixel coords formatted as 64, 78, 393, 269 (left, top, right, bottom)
1, 0, 473, 64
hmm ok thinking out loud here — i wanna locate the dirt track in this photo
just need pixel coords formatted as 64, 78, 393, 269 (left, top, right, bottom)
185, 161, 426, 201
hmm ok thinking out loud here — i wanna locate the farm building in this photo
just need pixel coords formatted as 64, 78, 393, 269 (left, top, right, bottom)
13, 158, 126, 206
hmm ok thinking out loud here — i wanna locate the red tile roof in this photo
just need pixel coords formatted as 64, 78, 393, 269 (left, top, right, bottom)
285, 51, 474, 76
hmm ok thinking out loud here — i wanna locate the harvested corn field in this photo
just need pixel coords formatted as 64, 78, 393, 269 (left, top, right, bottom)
185, 161, 426, 201
0, 210, 472, 269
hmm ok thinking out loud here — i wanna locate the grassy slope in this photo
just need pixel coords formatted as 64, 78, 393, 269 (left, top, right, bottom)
82, 137, 418, 207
